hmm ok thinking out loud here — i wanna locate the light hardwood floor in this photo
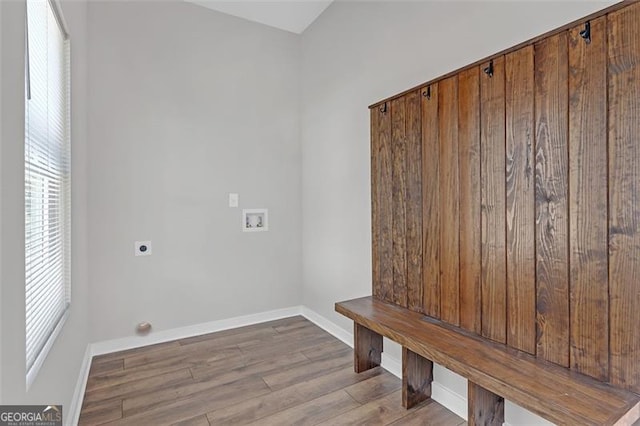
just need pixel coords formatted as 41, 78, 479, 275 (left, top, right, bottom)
79, 316, 464, 425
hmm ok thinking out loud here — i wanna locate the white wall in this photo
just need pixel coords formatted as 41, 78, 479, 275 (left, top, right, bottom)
0, 0, 90, 409
300, 1, 616, 424
86, 1, 302, 342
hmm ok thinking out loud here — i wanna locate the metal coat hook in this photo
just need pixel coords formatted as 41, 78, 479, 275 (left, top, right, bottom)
484, 60, 494, 78
580, 21, 591, 44
423, 86, 431, 100
380, 103, 387, 113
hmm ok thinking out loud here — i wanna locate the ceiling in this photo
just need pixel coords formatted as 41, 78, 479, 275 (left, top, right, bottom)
185, 1, 334, 34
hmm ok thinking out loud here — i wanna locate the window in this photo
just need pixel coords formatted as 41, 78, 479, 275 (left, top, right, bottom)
25, 0, 71, 388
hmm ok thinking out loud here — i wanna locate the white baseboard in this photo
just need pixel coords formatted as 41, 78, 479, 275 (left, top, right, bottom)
432, 381, 467, 420
91, 306, 303, 356
69, 305, 467, 425
381, 352, 402, 378
66, 344, 92, 426
300, 306, 352, 347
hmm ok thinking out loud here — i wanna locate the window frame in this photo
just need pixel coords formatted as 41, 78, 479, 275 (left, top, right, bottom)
24, 0, 72, 389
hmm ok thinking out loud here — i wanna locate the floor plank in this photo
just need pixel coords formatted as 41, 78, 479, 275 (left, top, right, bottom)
344, 373, 402, 404
317, 390, 413, 425
261, 349, 353, 390
170, 415, 209, 426
78, 399, 122, 426
79, 317, 463, 426
206, 367, 383, 424
245, 389, 361, 426
388, 399, 466, 426
84, 369, 193, 404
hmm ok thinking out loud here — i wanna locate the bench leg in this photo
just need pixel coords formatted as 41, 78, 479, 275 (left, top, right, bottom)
468, 382, 504, 426
402, 347, 433, 408
353, 323, 382, 373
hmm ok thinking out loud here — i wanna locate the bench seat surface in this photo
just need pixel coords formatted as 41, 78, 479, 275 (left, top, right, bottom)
336, 296, 640, 426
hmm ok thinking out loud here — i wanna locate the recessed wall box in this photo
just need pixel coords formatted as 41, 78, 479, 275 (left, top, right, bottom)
242, 209, 268, 232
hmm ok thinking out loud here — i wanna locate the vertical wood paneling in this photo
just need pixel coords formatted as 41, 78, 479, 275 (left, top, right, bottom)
534, 33, 570, 367
458, 67, 482, 334
371, 109, 381, 300
377, 105, 393, 303
439, 77, 460, 326
568, 16, 609, 381
480, 57, 507, 344
505, 46, 536, 354
422, 84, 440, 318
405, 91, 424, 312
608, 2, 640, 394
391, 98, 408, 307
369, 1, 640, 393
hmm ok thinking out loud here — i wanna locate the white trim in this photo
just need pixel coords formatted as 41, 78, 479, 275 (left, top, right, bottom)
300, 306, 352, 347
381, 352, 402, 378
26, 309, 69, 390
66, 344, 91, 426
432, 381, 467, 420
91, 306, 302, 356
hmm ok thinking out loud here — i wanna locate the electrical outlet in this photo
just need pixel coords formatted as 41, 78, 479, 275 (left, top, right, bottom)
135, 241, 152, 256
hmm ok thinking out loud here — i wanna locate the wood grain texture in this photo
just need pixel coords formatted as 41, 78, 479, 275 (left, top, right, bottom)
84, 369, 193, 404
81, 316, 463, 426
89, 358, 124, 377
207, 367, 381, 424
402, 347, 433, 409
344, 371, 402, 404
78, 399, 122, 426
388, 399, 464, 426
480, 56, 507, 344
354, 322, 383, 373
128, 353, 309, 416
372, 108, 381, 300
392, 97, 409, 307
172, 415, 210, 426
534, 32, 570, 368
315, 390, 409, 426
405, 90, 423, 312
378, 104, 394, 303
505, 46, 536, 354
568, 16, 609, 381
421, 83, 440, 318
336, 297, 640, 426
458, 67, 482, 334
438, 76, 460, 326
261, 351, 353, 391
245, 389, 360, 426
607, 2, 640, 394
468, 382, 505, 426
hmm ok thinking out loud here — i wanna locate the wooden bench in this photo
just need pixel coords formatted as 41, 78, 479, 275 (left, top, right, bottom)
336, 297, 640, 426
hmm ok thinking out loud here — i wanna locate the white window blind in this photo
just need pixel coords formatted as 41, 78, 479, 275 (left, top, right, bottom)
25, 0, 71, 387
